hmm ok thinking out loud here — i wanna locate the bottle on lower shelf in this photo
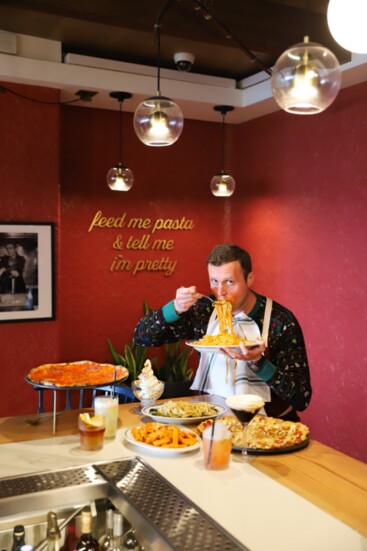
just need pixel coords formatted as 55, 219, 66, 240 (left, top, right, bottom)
46, 511, 61, 551
106, 512, 123, 551
73, 509, 99, 551
11, 525, 26, 551
60, 521, 76, 551
98, 508, 114, 551
121, 528, 142, 551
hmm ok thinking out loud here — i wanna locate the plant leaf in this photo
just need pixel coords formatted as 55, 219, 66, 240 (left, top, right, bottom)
107, 301, 193, 384
124, 344, 137, 381
107, 339, 127, 367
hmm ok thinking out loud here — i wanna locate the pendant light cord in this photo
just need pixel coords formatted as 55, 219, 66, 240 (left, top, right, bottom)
118, 99, 122, 163
155, 23, 162, 94
109, 91, 132, 163
221, 112, 225, 173
154, 0, 176, 94
0, 84, 92, 105
304, 0, 310, 39
191, 0, 272, 77
213, 105, 233, 172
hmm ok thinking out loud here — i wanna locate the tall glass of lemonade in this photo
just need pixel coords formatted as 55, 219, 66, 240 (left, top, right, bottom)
94, 396, 119, 439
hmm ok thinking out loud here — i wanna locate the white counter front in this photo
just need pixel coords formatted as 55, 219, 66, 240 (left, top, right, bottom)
0, 426, 364, 551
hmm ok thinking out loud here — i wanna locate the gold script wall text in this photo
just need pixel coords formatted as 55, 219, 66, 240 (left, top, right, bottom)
88, 210, 195, 276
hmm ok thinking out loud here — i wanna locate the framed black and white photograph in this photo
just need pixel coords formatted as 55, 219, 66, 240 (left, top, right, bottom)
0, 222, 55, 323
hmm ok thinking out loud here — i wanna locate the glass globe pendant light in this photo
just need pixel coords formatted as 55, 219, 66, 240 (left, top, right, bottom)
210, 106, 235, 198
327, 0, 367, 54
107, 91, 134, 191
271, 36, 341, 115
133, 22, 183, 146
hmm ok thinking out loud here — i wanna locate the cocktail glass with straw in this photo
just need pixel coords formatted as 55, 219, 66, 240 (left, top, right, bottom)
225, 394, 265, 461
203, 418, 232, 470
94, 370, 119, 439
208, 418, 216, 465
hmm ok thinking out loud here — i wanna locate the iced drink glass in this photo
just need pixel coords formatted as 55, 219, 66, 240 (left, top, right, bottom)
202, 423, 232, 470
78, 413, 105, 451
94, 396, 119, 439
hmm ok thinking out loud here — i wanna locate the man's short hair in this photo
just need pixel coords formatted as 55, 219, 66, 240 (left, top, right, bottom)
206, 244, 252, 278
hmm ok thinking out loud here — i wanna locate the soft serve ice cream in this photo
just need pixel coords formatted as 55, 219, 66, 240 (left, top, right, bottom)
134, 360, 163, 402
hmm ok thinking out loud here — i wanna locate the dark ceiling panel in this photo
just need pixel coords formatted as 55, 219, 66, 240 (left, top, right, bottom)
0, 0, 351, 80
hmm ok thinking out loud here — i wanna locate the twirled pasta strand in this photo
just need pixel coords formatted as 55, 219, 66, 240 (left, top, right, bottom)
194, 300, 241, 346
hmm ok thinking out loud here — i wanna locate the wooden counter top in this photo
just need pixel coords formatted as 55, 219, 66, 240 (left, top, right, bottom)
0, 398, 366, 539
254, 439, 367, 537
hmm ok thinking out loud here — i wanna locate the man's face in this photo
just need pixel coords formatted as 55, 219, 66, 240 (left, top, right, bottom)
6, 244, 15, 257
207, 260, 254, 313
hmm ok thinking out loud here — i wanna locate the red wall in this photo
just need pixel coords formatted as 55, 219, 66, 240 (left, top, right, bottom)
0, 84, 61, 415
230, 85, 367, 462
0, 81, 366, 462
59, 106, 233, 361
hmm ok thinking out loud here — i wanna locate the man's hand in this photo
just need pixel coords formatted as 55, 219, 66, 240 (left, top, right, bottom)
173, 286, 202, 314
220, 338, 266, 361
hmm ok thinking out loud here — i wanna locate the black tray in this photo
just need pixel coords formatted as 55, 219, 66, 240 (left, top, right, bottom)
232, 436, 310, 455
25, 373, 128, 391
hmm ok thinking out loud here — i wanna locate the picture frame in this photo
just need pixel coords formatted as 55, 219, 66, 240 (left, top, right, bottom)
0, 222, 55, 323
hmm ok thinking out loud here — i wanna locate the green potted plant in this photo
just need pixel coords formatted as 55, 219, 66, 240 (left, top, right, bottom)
154, 342, 195, 398
107, 300, 196, 398
107, 300, 156, 383
107, 338, 195, 398
107, 338, 153, 383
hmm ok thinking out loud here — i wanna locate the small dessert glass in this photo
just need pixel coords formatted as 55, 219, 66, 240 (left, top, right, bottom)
131, 380, 165, 411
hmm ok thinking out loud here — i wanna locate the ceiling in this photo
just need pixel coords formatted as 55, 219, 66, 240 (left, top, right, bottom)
0, 0, 349, 80
0, 0, 359, 122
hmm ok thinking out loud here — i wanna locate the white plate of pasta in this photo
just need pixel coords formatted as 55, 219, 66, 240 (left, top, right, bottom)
141, 400, 227, 424
124, 423, 201, 454
186, 340, 260, 354
187, 300, 261, 353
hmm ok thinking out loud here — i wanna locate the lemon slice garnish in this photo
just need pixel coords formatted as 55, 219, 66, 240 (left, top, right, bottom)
79, 413, 104, 428
79, 412, 92, 424
90, 414, 104, 427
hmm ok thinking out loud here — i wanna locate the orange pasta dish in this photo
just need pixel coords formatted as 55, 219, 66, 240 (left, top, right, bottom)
191, 300, 256, 384
193, 300, 242, 346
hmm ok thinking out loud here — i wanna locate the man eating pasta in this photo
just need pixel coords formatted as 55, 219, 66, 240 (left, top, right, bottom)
133, 244, 312, 421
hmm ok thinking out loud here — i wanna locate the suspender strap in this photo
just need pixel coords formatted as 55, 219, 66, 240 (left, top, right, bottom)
261, 297, 273, 347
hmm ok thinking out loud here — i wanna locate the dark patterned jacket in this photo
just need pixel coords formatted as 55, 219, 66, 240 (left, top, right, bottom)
133, 293, 312, 418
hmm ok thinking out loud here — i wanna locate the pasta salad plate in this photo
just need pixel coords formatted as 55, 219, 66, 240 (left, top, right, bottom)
141, 401, 227, 424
